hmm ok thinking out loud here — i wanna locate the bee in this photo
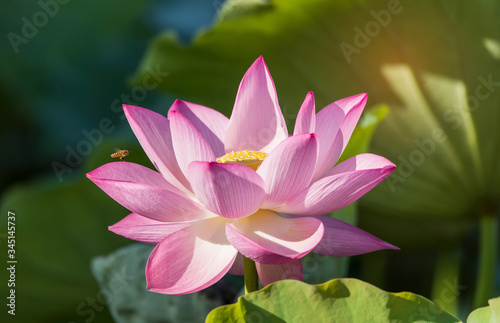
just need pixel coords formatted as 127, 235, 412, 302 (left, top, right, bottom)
111, 148, 129, 161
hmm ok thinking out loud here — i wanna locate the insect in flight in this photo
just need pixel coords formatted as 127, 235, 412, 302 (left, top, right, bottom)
111, 148, 129, 161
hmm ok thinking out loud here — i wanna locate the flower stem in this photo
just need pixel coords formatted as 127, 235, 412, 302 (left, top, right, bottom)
243, 257, 259, 294
473, 213, 498, 309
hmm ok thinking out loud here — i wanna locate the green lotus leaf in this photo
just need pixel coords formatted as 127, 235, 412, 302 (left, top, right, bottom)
132, 0, 500, 248
206, 278, 460, 323
467, 297, 500, 323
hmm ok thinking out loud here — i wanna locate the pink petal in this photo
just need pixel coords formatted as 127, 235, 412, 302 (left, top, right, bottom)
256, 260, 303, 287
123, 105, 191, 193
276, 154, 396, 215
168, 110, 216, 179
169, 100, 229, 157
87, 162, 212, 222
146, 217, 238, 295
310, 215, 399, 256
109, 213, 191, 244
335, 93, 368, 154
326, 152, 393, 175
257, 133, 318, 209
312, 101, 345, 180
228, 253, 244, 276
293, 91, 316, 135
225, 210, 324, 265
87, 161, 181, 192
188, 162, 265, 219
225, 56, 288, 153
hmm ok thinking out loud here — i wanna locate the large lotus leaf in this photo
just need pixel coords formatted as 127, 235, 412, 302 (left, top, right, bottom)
91, 243, 221, 323
206, 278, 460, 323
132, 0, 500, 248
467, 297, 500, 323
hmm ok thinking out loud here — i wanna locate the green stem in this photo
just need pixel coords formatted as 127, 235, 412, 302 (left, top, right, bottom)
473, 214, 498, 309
243, 257, 259, 294
431, 249, 460, 316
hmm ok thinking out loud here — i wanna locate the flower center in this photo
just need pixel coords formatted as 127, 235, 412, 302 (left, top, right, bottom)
216, 150, 268, 170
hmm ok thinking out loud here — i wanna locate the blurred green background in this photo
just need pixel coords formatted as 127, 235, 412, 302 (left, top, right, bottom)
1, 0, 500, 322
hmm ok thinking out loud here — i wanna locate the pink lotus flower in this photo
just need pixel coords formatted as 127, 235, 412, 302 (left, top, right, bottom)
87, 57, 397, 295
